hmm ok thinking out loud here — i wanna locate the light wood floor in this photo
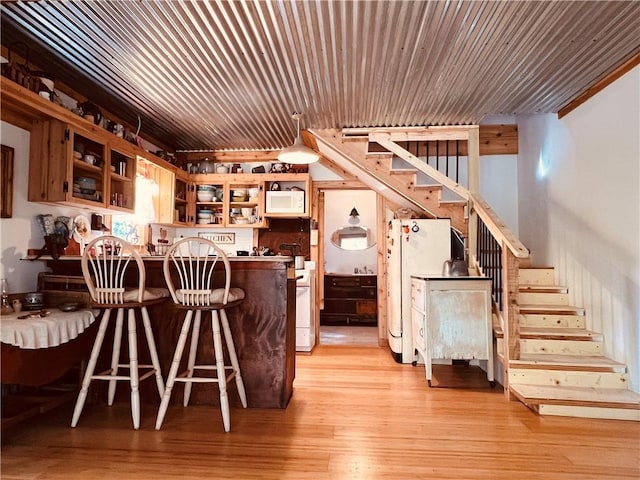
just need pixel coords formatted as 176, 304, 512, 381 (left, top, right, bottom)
319, 325, 379, 346
2, 345, 639, 479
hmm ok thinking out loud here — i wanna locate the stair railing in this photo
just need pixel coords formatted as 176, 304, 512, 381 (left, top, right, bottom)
470, 194, 529, 395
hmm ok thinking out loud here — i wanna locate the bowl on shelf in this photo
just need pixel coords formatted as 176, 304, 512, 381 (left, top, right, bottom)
232, 189, 248, 201
197, 192, 214, 202
76, 177, 96, 192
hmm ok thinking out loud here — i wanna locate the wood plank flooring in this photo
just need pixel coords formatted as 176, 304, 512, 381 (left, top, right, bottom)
2, 345, 639, 479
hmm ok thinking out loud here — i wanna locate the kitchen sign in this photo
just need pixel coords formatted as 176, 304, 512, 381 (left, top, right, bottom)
198, 232, 236, 244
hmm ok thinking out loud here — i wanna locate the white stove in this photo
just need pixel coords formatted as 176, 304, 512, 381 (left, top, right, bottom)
295, 263, 315, 352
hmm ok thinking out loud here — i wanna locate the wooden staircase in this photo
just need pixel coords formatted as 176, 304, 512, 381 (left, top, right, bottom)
360, 150, 468, 232
498, 267, 640, 421
312, 127, 638, 421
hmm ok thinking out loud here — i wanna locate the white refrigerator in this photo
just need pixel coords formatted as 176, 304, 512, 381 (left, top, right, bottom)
386, 218, 451, 363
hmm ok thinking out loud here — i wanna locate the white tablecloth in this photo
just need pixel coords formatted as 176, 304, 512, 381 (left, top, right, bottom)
0, 308, 97, 349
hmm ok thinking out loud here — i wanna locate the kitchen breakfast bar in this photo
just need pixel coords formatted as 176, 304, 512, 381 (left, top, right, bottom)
25, 255, 298, 409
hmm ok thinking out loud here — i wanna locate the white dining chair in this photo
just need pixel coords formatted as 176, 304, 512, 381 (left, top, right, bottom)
155, 236, 247, 432
71, 235, 168, 429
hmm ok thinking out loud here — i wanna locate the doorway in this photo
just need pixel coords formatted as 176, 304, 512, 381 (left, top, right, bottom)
314, 188, 385, 347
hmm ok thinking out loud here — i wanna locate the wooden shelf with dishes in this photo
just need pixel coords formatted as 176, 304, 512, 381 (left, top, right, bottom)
171, 173, 309, 228
2, 77, 312, 224
1, 76, 181, 215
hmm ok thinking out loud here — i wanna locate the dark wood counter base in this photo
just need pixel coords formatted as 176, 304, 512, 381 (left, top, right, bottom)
40, 257, 297, 409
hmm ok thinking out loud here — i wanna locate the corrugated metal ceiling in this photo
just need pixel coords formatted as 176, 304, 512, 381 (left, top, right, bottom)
1, 1, 639, 152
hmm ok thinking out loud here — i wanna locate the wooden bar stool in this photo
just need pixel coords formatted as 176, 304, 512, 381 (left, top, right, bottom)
155, 237, 247, 432
71, 236, 168, 429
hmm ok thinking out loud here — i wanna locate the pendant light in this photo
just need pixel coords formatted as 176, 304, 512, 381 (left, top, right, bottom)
277, 112, 319, 165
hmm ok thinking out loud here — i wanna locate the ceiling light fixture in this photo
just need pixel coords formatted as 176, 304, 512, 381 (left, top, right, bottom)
277, 112, 319, 165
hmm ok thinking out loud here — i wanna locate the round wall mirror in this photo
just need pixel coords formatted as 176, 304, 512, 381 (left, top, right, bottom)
330, 226, 376, 251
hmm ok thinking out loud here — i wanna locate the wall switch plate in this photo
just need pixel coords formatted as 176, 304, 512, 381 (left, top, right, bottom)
310, 229, 319, 246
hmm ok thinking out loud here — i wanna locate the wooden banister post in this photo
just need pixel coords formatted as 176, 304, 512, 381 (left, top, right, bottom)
467, 126, 480, 195
501, 247, 520, 399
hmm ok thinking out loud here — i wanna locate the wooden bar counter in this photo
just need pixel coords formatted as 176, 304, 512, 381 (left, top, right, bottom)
36, 255, 297, 409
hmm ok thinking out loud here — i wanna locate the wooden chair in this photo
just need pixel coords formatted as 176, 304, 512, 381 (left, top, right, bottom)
155, 237, 247, 432
71, 236, 168, 429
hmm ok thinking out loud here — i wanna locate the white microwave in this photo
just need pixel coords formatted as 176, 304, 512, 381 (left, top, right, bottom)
265, 190, 305, 214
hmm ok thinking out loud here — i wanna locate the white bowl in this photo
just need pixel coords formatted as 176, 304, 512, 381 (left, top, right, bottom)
241, 207, 254, 217
197, 218, 211, 224
197, 192, 214, 202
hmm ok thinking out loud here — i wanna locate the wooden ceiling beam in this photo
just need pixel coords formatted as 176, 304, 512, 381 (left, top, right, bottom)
558, 52, 640, 119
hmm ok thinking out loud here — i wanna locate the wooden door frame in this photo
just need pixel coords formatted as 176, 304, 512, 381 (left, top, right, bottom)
311, 181, 388, 346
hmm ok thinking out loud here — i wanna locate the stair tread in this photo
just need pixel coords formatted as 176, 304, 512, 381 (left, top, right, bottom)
519, 285, 568, 293
511, 353, 627, 369
510, 383, 640, 408
519, 304, 585, 314
519, 327, 603, 340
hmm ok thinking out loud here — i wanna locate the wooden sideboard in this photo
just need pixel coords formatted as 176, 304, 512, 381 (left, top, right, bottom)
320, 274, 377, 326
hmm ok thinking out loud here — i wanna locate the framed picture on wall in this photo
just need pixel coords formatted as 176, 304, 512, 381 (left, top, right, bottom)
1, 145, 14, 218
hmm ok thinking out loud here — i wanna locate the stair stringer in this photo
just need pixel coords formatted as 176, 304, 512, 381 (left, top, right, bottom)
311, 129, 468, 232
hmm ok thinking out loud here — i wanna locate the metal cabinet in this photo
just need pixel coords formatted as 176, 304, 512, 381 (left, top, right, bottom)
410, 276, 494, 386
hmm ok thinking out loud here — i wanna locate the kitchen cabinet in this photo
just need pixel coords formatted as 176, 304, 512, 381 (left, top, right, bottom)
136, 157, 175, 224
227, 178, 264, 227
189, 174, 265, 228
320, 274, 377, 326
193, 177, 226, 227
173, 170, 193, 225
174, 173, 310, 227
108, 147, 136, 211
410, 276, 494, 386
28, 118, 136, 213
264, 174, 311, 218
174, 173, 310, 228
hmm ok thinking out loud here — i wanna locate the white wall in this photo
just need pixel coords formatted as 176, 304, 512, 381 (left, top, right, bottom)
0, 122, 93, 293
479, 115, 519, 234
517, 66, 640, 392
324, 190, 377, 274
